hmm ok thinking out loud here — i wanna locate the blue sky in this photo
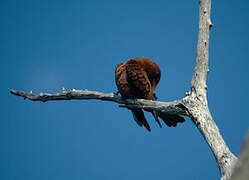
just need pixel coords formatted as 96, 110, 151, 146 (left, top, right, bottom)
1, 0, 249, 179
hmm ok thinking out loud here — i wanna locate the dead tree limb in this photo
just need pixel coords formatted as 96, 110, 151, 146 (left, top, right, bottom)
10, 89, 187, 116
183, 0, 237, 179
10, 0, 238, 179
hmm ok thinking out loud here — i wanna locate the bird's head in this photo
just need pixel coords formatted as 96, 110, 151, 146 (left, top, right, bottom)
130, 57, 161, 92
142, 58, 161, 92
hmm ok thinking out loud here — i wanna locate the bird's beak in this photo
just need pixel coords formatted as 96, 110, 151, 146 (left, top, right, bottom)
151, 80, 157, 92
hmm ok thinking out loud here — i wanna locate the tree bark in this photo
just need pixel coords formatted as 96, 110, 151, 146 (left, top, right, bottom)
10, 89, 187, 116
182, 0, 237, 179
10, 0, 239, 179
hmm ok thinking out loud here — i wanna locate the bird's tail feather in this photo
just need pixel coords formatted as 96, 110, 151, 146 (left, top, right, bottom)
131, 109, 151, 132
158, 112, 185, 127
151, 110, 162, 128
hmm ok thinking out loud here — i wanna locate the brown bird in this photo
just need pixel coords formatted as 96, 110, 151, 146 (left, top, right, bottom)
115, 57, 185, 131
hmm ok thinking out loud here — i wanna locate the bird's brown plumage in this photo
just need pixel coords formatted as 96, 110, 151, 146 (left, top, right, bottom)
115, 57, 185, 131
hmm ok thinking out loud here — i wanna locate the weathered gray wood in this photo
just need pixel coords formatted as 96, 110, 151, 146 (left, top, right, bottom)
191, 0, 212, 101
10, 89, 187, 116
183, 96, 237, 180
186, 0, 237, 179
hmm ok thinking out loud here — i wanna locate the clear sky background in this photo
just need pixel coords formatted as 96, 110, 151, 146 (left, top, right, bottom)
1, 0, 249, 179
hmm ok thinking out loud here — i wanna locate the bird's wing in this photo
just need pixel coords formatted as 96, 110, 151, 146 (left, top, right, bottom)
115, 63, 132, 97
125, 59, 151, 99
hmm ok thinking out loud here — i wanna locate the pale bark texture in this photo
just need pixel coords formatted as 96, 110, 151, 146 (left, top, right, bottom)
10, 0, 242, 179
10, 89, 187, 115
183, 0, 237, 179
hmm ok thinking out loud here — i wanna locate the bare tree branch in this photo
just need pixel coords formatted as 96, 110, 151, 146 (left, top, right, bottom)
191, 0, 212, 99
183, 96, 237, 180
185, 0, 237, 180
10, 89, 187, 116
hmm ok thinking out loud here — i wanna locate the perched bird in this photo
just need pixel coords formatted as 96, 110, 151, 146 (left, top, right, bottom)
115, 57, 185, 131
